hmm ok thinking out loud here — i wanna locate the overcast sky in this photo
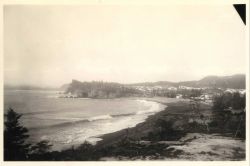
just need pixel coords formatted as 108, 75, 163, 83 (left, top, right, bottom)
4, 5, 246, 87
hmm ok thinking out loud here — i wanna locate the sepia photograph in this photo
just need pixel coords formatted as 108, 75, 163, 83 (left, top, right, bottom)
1, 0, 249, 163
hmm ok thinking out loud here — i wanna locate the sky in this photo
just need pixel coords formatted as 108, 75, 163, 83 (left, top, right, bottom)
4, 5, 246, 87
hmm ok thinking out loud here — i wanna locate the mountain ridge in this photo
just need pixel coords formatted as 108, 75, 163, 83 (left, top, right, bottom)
127, 74, 245, 89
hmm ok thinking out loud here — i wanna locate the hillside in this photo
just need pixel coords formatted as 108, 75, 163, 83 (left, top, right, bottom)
194, 74, 245, 89
129, 74, 245, 89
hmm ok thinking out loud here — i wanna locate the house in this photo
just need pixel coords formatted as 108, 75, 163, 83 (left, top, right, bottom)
176, 94, 183, 99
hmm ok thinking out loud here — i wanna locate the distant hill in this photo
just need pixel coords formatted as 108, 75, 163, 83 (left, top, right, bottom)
128, 74, 245, 89
193, 74, 245, 89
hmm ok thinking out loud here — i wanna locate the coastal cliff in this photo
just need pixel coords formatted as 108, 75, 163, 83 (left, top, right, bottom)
64, 80, 142, 98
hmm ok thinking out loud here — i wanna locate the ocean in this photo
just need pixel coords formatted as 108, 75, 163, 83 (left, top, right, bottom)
4, 90, 166, 151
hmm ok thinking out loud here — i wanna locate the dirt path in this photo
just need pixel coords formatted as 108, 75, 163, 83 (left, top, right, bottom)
165, 133, 245, 160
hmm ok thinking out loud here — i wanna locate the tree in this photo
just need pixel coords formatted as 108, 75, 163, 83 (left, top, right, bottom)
29, 140, 53, 160
30, 140, 52, 155
213, 92, 245, 111
213, 94, 231, 110
4, 108, 31, 160
232, 92, 245, 109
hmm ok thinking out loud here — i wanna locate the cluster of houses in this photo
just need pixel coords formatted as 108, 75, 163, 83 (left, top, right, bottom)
224, 89, 246, 97
131, 85, 246, 103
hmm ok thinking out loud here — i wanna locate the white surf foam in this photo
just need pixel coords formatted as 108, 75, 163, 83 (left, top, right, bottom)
88, 114, 113, 122
29, 99, 167, 151
136, 99, 165, 115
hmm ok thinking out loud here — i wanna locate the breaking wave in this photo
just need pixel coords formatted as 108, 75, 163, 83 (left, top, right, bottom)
27, 99, 166, 151
88, 114, 113, 121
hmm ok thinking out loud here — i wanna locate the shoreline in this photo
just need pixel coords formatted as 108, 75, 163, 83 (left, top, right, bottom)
96, 97, 187, 147
67, 97, 172, 150
94, 98, 245, 160
31, 97, 171, 151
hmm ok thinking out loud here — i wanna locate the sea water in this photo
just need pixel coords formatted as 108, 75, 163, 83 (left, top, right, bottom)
4, 90, 166, 151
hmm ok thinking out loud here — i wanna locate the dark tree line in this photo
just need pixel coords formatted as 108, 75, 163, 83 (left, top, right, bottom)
211, 92, 246, 139
213, 92, 245, 110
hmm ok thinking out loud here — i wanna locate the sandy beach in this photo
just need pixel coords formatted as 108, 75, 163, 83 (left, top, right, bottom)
96, 97, 245, 160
